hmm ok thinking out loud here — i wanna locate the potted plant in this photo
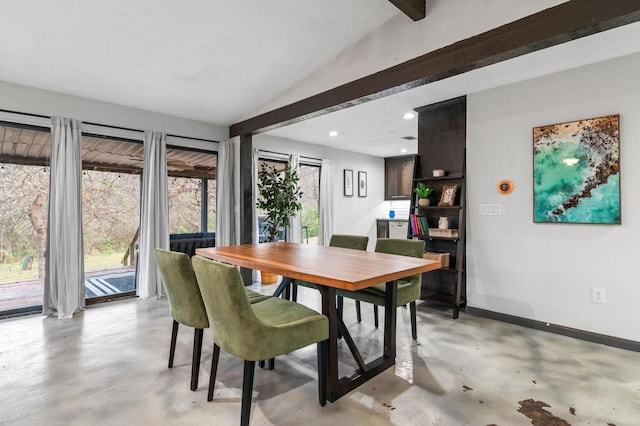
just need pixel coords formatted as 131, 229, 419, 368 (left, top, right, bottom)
256, 162, 303, 283
414, 182, 434, 206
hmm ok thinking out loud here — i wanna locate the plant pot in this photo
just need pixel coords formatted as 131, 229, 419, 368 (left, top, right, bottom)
260, 271, 278, 284
418, 198, 430, 207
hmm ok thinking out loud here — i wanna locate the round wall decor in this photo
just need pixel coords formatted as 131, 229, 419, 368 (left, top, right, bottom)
497, 179, 514, 195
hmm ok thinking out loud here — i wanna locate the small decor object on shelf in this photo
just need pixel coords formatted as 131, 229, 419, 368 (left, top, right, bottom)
414, 182, 433, 206
428, 228, 459, 238
438, 184, 458, 206
423, 252, 450, 268
533, 114, 620, 224
438, 217, 449, 229
344, 169, 353, 196
433, 169, 445, 177
358, 171, 367, 197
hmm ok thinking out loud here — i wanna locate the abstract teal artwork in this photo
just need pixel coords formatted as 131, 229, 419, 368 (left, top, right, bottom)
533, 115, 620, 224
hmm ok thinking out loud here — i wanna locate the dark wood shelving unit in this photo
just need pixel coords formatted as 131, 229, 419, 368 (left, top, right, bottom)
408, 96, 466, 319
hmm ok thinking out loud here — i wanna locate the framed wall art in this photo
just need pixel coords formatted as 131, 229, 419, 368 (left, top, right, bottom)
344, 169, 353, 196
533, 114, 620, 224
358, 171, 367, 197
438, 184, 458, 206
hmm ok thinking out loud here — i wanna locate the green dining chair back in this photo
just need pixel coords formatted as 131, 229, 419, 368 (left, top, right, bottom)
192, 255, 329, 426
153, 248, 209, 392
336, 238, 425, 340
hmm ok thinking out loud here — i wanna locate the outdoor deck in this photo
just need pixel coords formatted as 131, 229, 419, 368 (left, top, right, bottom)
0, 266, 136, 313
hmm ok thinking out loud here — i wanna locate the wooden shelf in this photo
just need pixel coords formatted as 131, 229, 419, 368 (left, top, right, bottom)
415, 205, 461, 212
414, 174, 463, 182
408, 97, 466, 320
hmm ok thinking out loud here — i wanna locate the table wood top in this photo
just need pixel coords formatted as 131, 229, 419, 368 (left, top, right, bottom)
196, 242, 441, 291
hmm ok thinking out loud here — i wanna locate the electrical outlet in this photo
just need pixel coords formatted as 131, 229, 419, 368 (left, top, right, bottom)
592, 288, 605, 304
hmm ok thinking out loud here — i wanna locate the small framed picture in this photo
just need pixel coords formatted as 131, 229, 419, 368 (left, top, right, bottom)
438, 184, 458, 206
358, 171, 367, 197
344, 169, 353, 196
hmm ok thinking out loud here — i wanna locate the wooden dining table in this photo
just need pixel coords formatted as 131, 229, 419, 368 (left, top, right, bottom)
196, 242, 441, 403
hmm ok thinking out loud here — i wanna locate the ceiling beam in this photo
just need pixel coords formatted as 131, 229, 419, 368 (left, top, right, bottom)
388, 0, 426, 21
230, 0, 640, 138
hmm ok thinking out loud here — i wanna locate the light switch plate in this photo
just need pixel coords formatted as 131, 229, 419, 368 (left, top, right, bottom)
479, 203, 502, 216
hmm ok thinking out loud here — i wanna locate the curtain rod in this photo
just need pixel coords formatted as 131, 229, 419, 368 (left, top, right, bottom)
0, 108, 219, 144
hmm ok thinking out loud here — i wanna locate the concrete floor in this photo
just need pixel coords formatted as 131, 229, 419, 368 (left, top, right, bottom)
2, 283, 639, 425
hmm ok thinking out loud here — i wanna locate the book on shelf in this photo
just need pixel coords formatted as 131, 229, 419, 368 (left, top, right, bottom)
410, 214, 429, 236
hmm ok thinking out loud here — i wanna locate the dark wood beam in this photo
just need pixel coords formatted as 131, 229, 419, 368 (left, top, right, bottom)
238, 133, 254, 284
230, 0, 640, 137
389, 0, 426, 21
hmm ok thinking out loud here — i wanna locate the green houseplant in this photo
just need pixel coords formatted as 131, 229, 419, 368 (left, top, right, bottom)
257, 162, 303, 242
257, 162, 303, 283
414, 182, 434, 206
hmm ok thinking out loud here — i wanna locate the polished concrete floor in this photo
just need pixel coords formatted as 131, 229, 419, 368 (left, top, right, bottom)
2, 283, 639, 425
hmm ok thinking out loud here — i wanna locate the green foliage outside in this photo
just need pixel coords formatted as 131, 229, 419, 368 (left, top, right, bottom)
0, 252, 126, 284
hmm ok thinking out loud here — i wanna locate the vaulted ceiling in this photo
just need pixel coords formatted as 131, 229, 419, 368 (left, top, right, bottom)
0, 0, 398, 125
1, 1, 640, 158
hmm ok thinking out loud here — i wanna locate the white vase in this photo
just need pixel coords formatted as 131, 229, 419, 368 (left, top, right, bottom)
438, 217, 449, 229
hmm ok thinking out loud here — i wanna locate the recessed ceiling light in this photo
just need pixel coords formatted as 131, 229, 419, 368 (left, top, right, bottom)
400, 148, 408, 153
403, 112, 416, 120
328, 130, 338, 137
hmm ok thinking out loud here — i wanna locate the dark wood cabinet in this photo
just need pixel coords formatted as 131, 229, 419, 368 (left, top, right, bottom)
384, 155, 415, 200
409, 97, 466, 319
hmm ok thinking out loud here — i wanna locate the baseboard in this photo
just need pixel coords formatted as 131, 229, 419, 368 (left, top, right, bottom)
465, 306, 640, 353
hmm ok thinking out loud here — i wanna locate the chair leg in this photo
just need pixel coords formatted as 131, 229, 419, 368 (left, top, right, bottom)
267, 358, 275, 370
241, 360, 256, 426
355, 301, 362, 323
168, 320, 179, 368
191, 328, 204, 391
373, 305, 379, 328
410, 301, 417, 340
208, 344, 220, 401
292, 283, 298, 302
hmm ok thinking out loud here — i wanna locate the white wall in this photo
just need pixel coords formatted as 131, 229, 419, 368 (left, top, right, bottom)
255, 134, 386, 250
0, 80, 226, 142
467, 52, 640, 341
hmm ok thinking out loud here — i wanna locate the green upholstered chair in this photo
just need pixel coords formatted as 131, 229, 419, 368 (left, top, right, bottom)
153, 248, 210, 392
292, 234, 369, 301
153, 249, 270, 392
336, 238, 425, 340
192, 255, 329, 426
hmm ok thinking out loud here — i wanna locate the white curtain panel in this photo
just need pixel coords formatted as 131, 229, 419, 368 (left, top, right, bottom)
318, 159, 334, 246
44, 117, 85, 318
136, 131, 169, 299
251, 148, 260, 282
287, 154, 302, 243
216, 139, 236, 247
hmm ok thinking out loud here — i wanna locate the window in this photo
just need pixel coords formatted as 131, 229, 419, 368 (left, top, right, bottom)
166, 148, 217, 234
299, 163, 320, 244
0, 123, 51, 314
81, 135, 142, 301
257, 157, 320, 244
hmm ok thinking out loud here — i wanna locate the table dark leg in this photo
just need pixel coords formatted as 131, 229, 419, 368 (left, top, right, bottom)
316, 280, 398, 402
272, 276, 292, 299
383, 281, 397, 360
317, 285, 338, 400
